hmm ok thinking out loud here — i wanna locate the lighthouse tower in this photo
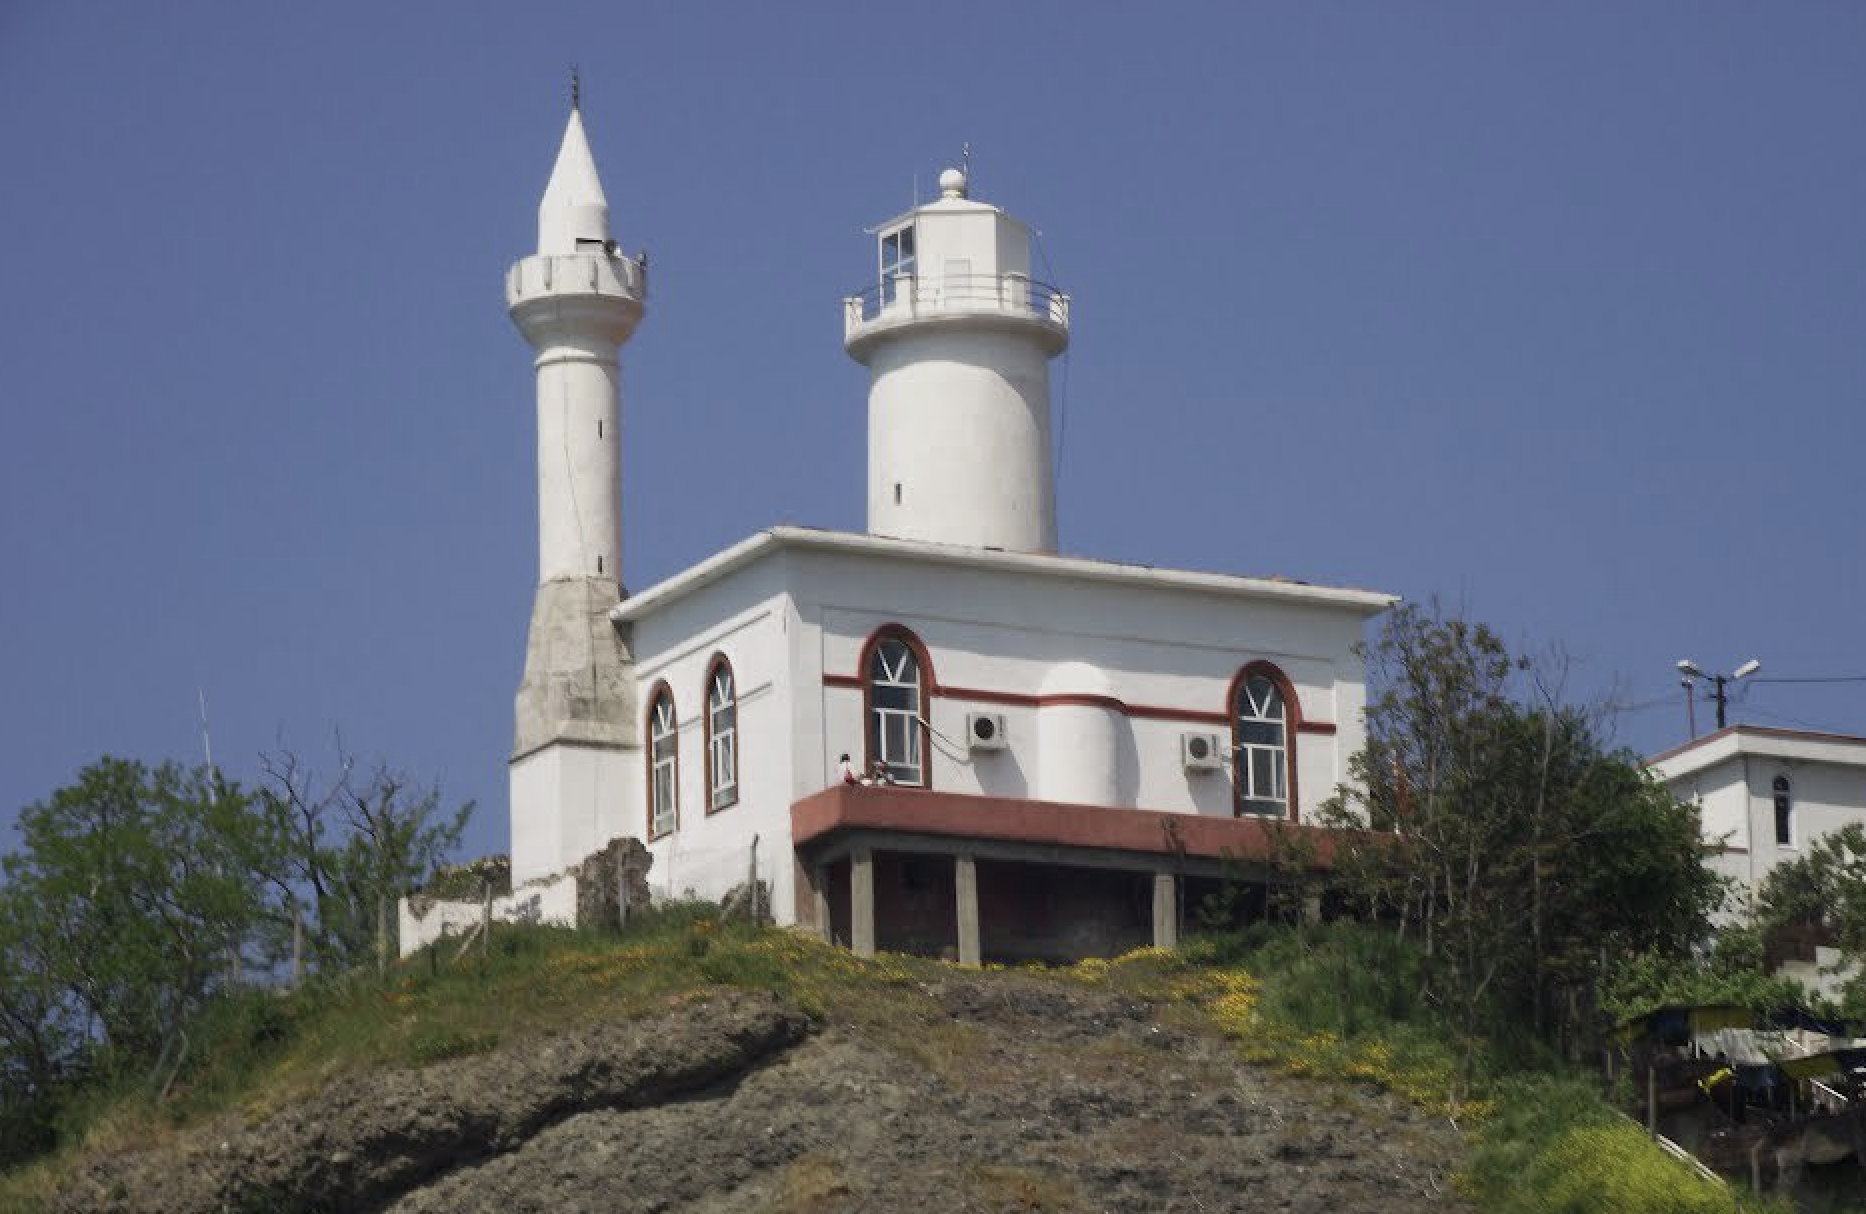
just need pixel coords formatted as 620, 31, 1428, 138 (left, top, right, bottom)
844, 168, 1070, 553
504, 101, 646, 884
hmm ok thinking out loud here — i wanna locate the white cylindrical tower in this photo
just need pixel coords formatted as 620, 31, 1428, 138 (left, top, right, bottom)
504, 101, 647, 883
844, 168, 1070, 554
507, 105, 644, 584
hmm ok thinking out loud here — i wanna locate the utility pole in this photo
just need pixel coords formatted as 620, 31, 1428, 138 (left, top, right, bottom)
1676, 658, 1761, 737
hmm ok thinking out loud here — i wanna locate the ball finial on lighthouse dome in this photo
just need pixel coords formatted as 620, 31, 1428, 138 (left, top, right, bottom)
938, 167, 967, 198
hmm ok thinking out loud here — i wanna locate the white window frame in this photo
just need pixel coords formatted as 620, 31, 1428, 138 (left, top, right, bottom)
649, 691, 678, 838
869, 636, 925, 786
707, 662, 738, 812
1235, 673, 1289, 817
879, 223, 916, 305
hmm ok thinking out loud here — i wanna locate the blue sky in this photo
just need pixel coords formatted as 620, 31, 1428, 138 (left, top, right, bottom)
3, 3, 1863, 861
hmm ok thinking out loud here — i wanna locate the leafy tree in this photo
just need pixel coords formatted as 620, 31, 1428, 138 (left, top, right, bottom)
0, 748, 472, 1170
258, 747, 471, 970
0, 890, 78, 1167
1751, 823, 1866, 1014
0, 758, 285, 1069
1319, 604, 1724, 1077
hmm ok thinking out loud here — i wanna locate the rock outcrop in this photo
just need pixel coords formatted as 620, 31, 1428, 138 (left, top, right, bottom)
56, 991, 808, 1214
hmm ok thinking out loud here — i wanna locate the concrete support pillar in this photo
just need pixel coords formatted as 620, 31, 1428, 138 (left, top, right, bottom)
955, 854, 980, 967
1152, 872, 1178, 950
811, 866, 831, 943
850, 847, 876, 959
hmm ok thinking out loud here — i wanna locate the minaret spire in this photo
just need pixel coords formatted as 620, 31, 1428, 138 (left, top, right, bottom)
538, 102, 610, 255
570, 65, 580, 111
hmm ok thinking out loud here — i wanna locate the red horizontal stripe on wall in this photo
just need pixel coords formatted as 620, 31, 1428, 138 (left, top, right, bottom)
820, 672, 1332, 733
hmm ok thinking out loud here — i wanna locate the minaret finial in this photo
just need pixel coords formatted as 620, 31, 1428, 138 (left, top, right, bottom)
961, 142, 972, 184
571, 65, 581, 111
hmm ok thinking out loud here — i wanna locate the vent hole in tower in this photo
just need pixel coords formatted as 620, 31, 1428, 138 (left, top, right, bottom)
597, 556, 603, 574
894, 482, 902, 505
597, 419, 603, 438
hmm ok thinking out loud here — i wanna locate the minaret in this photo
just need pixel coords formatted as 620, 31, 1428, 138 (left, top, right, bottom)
504, 98, 646, 883
844, 167, 1070, 553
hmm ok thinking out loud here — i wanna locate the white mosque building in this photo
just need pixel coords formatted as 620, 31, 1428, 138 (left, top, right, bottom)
404, 101, 1395, 962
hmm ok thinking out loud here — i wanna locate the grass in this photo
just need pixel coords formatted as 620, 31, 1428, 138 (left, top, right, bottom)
1464, 1076, 1766, 1214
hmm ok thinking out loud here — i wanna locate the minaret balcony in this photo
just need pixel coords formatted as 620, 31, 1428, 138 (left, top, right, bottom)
506, 251, 647, 310
507, 252, 646, 348
843, 272, 1069, 360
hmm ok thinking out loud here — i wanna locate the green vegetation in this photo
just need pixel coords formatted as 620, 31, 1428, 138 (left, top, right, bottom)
1465, 1077, 1751, 1214
1318, 603, 1726, 1087
0, 751, 469, 1171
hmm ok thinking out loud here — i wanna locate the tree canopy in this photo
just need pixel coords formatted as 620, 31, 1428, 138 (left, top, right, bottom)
1318, 604, 1725, 1067
0, 750, 469, 1170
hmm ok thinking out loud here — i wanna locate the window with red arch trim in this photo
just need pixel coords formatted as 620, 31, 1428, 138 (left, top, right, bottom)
646, 683, 678, 838
861, 626, 933, 787
704, 655, 738, 812
1232, 662, 1298, 819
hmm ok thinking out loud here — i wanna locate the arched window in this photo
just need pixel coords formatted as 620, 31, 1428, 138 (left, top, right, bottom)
1232, 664, 1294, 818
647, 685, 678, 838
1773, 774, 1793, 846
705, 657, 738, 812
864, 627, 931, 787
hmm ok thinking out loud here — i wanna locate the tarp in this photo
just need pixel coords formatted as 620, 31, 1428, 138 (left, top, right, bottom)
1774, 1048, 1866, 1083
1615, 1003, 1849, 1045
1615, 1004, 1755, 1045
1766, 1006, 1850, 1038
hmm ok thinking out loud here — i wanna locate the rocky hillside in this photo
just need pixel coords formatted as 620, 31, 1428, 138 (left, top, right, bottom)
37, 933, 1471, 1214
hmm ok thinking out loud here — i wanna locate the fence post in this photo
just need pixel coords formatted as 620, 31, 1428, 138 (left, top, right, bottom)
748, 834, 760, 925
376, 896, 390, 977
615, 846, 628, 931
480, 878, 493, 963
292, 900, 304, 989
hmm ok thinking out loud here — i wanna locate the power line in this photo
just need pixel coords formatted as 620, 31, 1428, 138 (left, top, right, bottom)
1751, 675, 1866, 685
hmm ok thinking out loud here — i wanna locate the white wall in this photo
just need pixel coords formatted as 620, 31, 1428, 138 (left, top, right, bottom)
399, 871, 579, 955
1667, 752, 1866, 893
510, 743, 635, 884
793, 547, 1367, 822
628, 557, 796, 920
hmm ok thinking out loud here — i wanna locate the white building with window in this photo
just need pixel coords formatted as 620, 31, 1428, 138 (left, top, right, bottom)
403, 104, 1396, 961
1649, 725, 1866, 894
1648, 725, 1866, 1000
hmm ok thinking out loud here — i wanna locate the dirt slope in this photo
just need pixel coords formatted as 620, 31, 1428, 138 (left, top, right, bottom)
53, 975, 1470, 1214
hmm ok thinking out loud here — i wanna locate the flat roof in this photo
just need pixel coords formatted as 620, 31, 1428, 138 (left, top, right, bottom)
1647, 724, 1866, 780
611, 526, 1398, 624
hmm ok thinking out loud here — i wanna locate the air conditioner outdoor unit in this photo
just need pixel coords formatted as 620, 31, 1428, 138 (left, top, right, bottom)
1181, 731, 1225, 771
966, 712, 1009, 751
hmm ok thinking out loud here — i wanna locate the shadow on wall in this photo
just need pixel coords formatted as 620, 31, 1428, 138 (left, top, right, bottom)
1116, 719, 1141, 807
970, 744, 1030, 800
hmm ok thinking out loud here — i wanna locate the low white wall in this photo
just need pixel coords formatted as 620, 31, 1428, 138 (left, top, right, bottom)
398, 870, 581, 956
